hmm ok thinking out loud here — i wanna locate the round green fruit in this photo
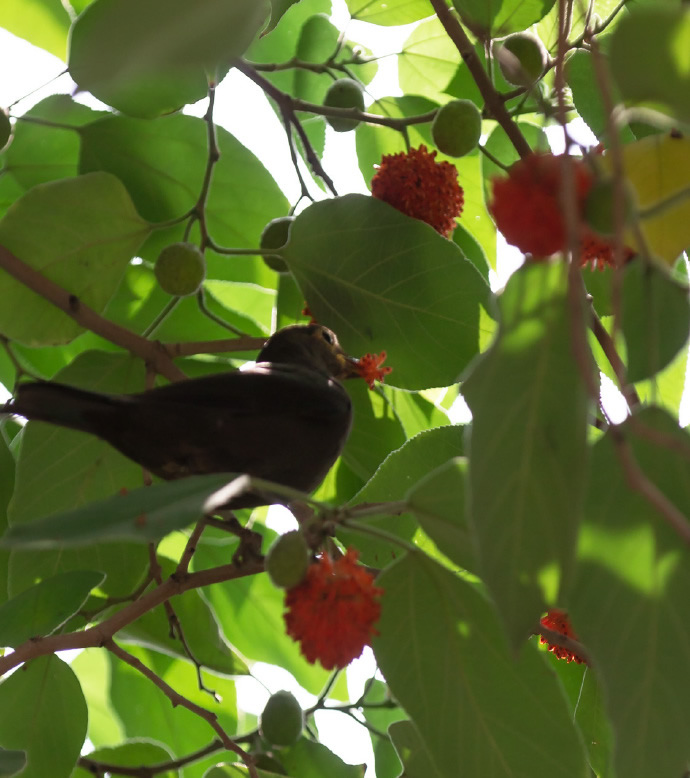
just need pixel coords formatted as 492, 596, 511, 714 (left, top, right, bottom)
260, 216, 294, 273
584, 178, 635, 237
431, 99, 482, 158
323, 78, 365, 132
154, 242, 206, 297
497, 33, 546, 87
0, 110, 11, 152
265, 530, 310, 589
260, 691, 304, 747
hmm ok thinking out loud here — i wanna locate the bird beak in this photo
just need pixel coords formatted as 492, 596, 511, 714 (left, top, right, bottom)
336, 353, 361, 381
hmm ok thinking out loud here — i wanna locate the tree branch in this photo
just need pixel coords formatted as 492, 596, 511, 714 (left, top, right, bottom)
0, 244, 186, 382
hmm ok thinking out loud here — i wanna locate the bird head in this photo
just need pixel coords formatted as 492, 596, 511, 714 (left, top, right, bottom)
257, 324, 360, 381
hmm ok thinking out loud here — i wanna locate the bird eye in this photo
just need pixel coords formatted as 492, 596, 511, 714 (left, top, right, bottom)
321, 329, 334, 345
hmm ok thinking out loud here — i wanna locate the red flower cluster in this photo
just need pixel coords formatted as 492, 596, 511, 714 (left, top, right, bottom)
284, 548, 383, 670
539, 609, 586, 664
357, 351, 393, 389
490, 152, 634, 269
371, 145, 464, 238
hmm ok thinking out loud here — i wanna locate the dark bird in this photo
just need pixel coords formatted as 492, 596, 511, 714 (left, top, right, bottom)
2, 324, 360, 508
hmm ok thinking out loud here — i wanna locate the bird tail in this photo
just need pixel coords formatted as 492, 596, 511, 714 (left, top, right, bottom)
3, 381, 119, 435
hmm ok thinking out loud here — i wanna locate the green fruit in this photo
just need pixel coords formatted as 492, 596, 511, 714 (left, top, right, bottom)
154, 242, 206, 297
431, 99, 482, 158
265, 530, 309, 589
497, 33, 546, 86
323, 78, 365, 132
260, 691, 304, 746
0, 110, 11, 152
260, 216, 294, 273
584, 178, 635, 237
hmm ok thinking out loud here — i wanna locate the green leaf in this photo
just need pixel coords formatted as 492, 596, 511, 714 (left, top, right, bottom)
342, 382, 406, 482
68, 0, 268, 117
3, 473, 234, 548
399, 18, 462, 102
204, 764, 285, 778
622, 258, 690, 383
373, 553, 588, 778
339, 425, 465, 567
262, 0, 301, 36
0, 748, 26, 777
346, 0, 432, 25
80, 113, 287, 287
570, 406, 690, 778
282, 194, 489, 390
452, 0, 556, 36
293, 14, 340, 104
388, 720, 441, 778
4, 95, 103, 191
381, 386, 450, 438
71, 649, 125, 748
360, 680, 404, 778
610, 5, 690, 125
0, 570, 103, 646
0, 436, 15, 607
119, 557, 248, 676
566, 50, 635, 143
0, 172, 150, 346
406, 456, 475, 572
463, 262, 593, 649
0, 0, 70, 59
72, 741, 177, 778
0, 656, 87, 778
281, 739, 365, 778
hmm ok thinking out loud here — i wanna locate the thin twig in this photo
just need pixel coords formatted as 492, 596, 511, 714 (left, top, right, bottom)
589, 307, 641, 410
106, 640, 258, 778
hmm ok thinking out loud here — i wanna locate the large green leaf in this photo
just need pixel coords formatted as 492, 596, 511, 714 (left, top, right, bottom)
0, 0, 70, 59
374, 553, 588, 778
346, 0, 431, 25
0, 437, 15, 607
452, 0, 556, 35
71, 649, 125, 748
463, 262, 593, 649
570, 407, 690, 778
4, 95, 103, 192
3, 473, 233, 548
339, 425, 465, 567
610, 5, 690, 125
0, 172, 150, 345
281, 739, 365, 778
72, 741, 177, 778
68, 0, 268, 117
622, 258, 690, 383
406, 456, 475, 572
388, 720, 441, 778
79, 113, 287, 287
282, 194, 489, 390
399, 18, 462, 102
0, 570, 103, 646
0, 656, 87, 778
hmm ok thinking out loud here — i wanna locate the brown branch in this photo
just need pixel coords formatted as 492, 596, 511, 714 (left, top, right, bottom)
589, 307, 641, 410
611, 426, 690, 547
0, 560, 263, 677
78, 739, 224, 777
427, 0, 531, 158
106, 640, 258, 778
0, 244, 186, 382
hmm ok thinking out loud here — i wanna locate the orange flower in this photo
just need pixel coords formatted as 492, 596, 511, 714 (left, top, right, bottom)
357, 351, 393, 389
284, 548, 383, 670
580, 229, 636, 270
490, 153, 593, 257
371, 145, 464, 238
539, 609, 586, 664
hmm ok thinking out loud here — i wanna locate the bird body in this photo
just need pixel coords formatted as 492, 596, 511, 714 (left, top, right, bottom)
3, 325, 359, 507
